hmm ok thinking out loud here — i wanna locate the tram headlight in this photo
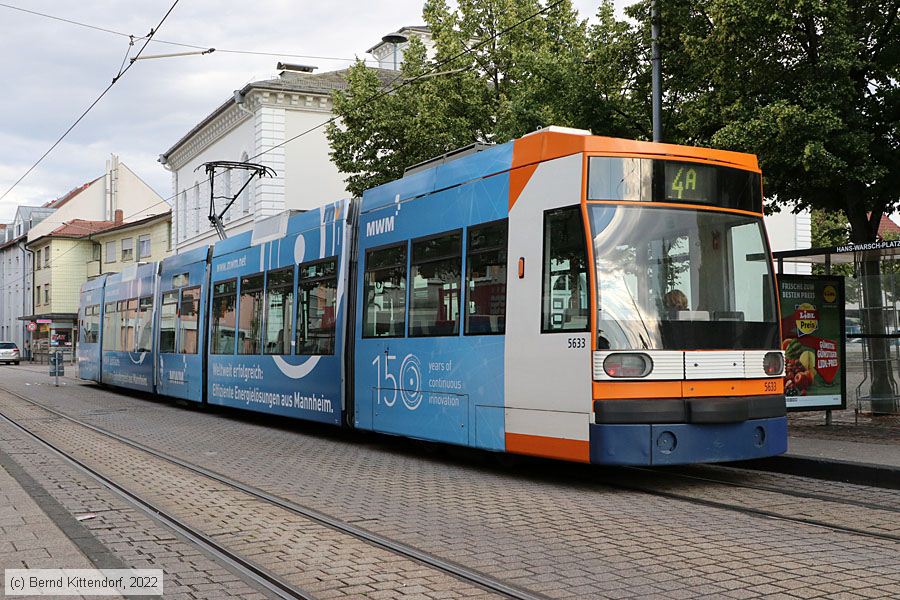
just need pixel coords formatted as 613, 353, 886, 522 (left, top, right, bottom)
603, 353, 653, 378
764, 351, 784, 376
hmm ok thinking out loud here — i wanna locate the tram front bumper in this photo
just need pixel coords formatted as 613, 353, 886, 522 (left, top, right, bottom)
589, 395, 787, 465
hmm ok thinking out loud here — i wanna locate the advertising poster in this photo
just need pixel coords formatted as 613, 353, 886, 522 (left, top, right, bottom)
779, 274, 846, 410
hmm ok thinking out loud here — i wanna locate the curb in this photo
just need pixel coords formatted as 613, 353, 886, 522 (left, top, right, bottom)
736, 455, 900, 490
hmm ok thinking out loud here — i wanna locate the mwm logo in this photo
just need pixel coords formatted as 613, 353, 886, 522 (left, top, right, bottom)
366, 216, 395, 237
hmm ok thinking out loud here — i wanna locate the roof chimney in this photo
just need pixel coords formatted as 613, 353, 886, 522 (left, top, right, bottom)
114, 209, 123, 225
277, 62, 317, 75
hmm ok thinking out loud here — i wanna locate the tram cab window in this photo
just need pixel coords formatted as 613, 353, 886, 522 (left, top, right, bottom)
238, 274, 264, 355
409, 232, 462, 337
542, 207, 590, 333
177, 286, 200, 354
466, 220, 508, 335
136, 297, 154, 352
159, 292, 178, 353
297, 258, 337, 355
265, 268, 294, 355
102, 302, 118, 351
211, 280, 237, 355
363, 245, 407, 338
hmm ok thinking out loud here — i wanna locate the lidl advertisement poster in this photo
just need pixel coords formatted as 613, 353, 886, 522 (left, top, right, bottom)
779, 275, 846, 410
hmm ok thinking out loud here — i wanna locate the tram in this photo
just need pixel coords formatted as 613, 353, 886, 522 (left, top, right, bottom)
77, 127, 787, 465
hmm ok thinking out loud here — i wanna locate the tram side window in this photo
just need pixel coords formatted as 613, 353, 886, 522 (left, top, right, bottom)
363, 245, 407, 338
211, 280, 237, 355
159, 291, 178, 353
83, 305, 100, 344
466, 221, 508, 335
178, 286, 200, 354
102, 302, 117, 351
297, 259, 337, 355
409, 232, 461, 337
265, 268, 294, 355
238, 274, 264, 355
136, 297, 153, 352
121, 300, 136, 352
542, 207, 590, 332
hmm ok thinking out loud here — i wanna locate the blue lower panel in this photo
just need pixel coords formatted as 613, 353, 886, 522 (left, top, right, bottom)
590, 417, 788, 465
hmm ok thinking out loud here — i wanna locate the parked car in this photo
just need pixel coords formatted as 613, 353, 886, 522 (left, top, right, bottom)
0, 341, 20, 365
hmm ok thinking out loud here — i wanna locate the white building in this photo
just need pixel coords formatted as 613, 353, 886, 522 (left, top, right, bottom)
764, 209, 812, 274
26, 155, 167, 243
367, 26, 434, 70
0, 205, 55, 348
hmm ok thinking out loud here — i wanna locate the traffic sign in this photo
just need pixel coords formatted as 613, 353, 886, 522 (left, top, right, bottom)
26, 322, 36, 331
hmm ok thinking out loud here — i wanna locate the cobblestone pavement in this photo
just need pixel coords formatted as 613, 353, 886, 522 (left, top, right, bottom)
0, 396, 498, 600
788, 409, 900, 444
0, 417, 275, 600
3, 366, 900, 598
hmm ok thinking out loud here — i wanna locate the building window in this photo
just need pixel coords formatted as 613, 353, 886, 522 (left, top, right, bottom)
363, 244, 406, 338
177, 286, 200, 354
138, 235, 151, 260
240, 152, 250, 214
409, 231, 461, 337
541, 207, 589, 333
105, 241, 116, 263
121, 238, 133, 262
44, 285, 50, 305
159, 291, 177, 353
35, 285, 40, 305
264, 268, 294, 355
92, 243, 101, 262
238, 274, 264, 355
297, 259, 337, 355
211, 280, 237, 354
44, 247, 50, 267
466, 220, 508, 335
35, 249, 41, 270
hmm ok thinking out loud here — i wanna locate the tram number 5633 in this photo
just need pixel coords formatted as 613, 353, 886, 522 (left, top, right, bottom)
567, 337, 586, 349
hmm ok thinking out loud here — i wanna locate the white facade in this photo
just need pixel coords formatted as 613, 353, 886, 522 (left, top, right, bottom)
27, 156, 168, 243
162, 71, 365, 252
763, 207, 812, 274
367, 26, 435, 70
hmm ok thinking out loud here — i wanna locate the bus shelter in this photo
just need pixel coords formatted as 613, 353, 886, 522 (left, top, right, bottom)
774, 241, 900, 419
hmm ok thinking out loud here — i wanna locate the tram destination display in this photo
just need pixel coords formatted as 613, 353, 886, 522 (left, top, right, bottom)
778, 274, 846, 410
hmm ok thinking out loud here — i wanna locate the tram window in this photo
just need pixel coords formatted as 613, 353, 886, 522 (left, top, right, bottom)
177, 286, 200, 354
102, 302, 117, 351
136, 297, 153, 352
238, 274, 264, 355
363, 245, 407, 338
542, 207, 590, 333
466, 221, 508, 335
211, 280, 237, 355
123, 299, 138, 352
264, 268, 294, 355
409, 232, 461, 337
159, 291, 178, 353
297, 258, 337, 355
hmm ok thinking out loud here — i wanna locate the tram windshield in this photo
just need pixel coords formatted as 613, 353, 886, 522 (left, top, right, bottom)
588, 205, 779, 350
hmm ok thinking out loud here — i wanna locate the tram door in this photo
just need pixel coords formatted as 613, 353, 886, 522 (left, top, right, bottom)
503, 154, 593, 462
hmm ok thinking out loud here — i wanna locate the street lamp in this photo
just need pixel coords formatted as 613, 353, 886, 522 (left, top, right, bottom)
381, 32, 408, 70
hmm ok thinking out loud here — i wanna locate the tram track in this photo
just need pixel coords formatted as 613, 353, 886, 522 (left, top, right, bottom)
592, 467, 900, 544
0, 382, 545, 600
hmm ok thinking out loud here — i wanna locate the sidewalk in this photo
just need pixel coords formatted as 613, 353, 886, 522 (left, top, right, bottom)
743, 409, 900, 489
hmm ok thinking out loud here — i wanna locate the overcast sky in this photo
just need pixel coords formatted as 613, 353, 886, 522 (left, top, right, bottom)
0, 0, 627, 222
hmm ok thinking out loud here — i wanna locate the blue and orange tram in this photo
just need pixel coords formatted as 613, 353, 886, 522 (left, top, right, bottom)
78, 127, 787, 465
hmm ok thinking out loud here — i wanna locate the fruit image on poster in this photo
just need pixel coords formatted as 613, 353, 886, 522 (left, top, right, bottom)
779, 275, 845, 410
